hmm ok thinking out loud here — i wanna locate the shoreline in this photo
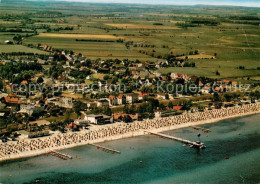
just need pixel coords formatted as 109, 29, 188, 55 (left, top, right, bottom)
0, 108, 259, 163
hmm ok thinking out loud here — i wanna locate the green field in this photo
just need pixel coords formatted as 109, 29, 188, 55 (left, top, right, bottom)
0, 45, 48, 54
0, 1, 259, 79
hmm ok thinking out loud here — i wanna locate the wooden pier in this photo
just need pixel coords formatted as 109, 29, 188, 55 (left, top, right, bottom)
145, 131, 206, 149
191, 126, 211, 133
89, 143, 121, 154
50, 151, 73, 160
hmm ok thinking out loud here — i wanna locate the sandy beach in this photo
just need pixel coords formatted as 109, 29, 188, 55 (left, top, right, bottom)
0, 103, 259, 162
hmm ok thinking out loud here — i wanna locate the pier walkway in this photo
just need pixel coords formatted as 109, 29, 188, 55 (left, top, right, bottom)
191, 126, 211, 133
145, 131, 206, 149
89, 143, 121, 154
50, 151, 73, 160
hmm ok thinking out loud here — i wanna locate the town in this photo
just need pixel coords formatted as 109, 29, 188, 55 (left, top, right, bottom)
0, 47, 259, 142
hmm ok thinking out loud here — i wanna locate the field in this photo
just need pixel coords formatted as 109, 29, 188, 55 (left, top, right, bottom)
0, 45, 48, 54
0, 1, 259, 80
37, 33, 120, 40
105, 23, 179, 29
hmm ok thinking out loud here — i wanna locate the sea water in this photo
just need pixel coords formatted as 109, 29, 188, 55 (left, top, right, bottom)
0, 114, 259, 184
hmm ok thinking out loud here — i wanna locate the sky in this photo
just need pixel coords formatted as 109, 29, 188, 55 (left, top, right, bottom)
54, 0, 260, 7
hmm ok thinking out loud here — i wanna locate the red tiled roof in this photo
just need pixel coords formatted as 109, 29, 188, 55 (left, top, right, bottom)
3, 97, 21, 104
109, 95, 116, 100
117, 94, 125, 99
21, 80, 28, 85
173, 106, 182, 111
139, 92, 148, 97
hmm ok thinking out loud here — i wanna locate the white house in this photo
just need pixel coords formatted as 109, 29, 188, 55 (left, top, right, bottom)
84, 114, 113, 125
126, 93, 138, 104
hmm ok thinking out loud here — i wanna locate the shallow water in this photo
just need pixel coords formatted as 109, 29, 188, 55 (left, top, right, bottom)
0, 114, 260, 184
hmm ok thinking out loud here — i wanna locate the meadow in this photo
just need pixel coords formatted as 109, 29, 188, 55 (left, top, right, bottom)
0, 1, 259, 80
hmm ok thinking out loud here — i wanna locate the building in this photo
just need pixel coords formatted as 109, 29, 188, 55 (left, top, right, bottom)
74, 119, 89, 128
112, 113, 142, 121
20, 103, 35, 116
138, 92, 148, 100
59, 97, 74, 108
109, 95, 117, 106
4, 40, 13, 44
84, 114, 113, 125
117, 94, 126, 105
157, 93, 168, 100
126, 93, 139, 104
154, 110, 181, 118
97, 99, 109, 108
1, 96, 21, 105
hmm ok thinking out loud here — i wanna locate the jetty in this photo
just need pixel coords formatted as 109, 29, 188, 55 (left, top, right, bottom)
50, 151, 73, 160
145, 131, 206, 149
191, 126, 211, 133
89, 143, 121, 154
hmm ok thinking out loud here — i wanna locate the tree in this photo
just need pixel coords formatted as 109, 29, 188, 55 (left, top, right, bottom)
37, 77, 44, 83
168, 102, 174, 109
73, 101, 86, 117
103, 107, 112, 116
123, 115, 132, 123
103, 75, 110, 80
182, 100, 192, 111
13, 35, 22, 44
0, 80, 3, 90
165, 93, 169, 100
213, 93, 220, 102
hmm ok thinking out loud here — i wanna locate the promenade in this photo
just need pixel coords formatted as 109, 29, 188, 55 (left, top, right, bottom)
0, 103, 259, 162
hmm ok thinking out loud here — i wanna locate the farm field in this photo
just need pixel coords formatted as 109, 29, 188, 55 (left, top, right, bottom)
0, 45, 48, 54
0, 1, 259, 80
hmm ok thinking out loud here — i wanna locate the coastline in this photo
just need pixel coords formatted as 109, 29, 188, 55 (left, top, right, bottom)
1, 109, 259, 163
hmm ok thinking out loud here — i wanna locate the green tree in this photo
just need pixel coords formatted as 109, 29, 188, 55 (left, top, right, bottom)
123, 115, 132, 123
73, 101, 86, 117
37, 77, 44, 83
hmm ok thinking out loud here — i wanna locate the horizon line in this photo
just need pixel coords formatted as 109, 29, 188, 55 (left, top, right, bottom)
21, 0, 260, 8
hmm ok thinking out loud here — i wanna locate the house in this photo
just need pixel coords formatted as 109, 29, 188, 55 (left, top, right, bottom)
126, 93, 138, 104
1, 96, 21, 105
214, 86, 222, 93
201, 86, 210, 94
58, 97, 74, 108
231, 81, 237, 86
109, 95, 117, 106
74, 119, 89, 128
170, 73, 178, 80
21, 80, 28, 85
97, 99, 109, 108
157, 93, 168, 100
4, 40, 13, 44
0, 112, 6, 119
222, 80, 230, 84
37, 58, 46, 65
84, 114, 113, 125
154, 110, 181, 118
117, 94, 126, 105
20, 103, 35, 116
0, 92, 8, 99
112, 113, 142, 121
138, 92, 148, 100
173, 106, 182, 111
